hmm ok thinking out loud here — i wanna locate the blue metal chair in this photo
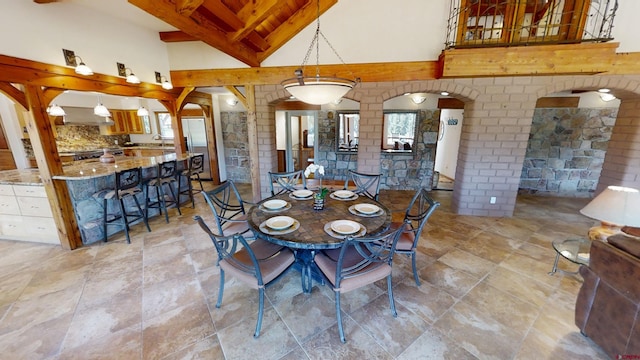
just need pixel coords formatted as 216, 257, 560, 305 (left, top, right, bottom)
193, 215, 295, 338
268, 170, 307, 196
394, 188, 440, 286
344, 170, 381, 200
314, 223, 406, 343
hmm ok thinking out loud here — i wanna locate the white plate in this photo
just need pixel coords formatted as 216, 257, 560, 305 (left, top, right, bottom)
266, 216, 295, 230
330, 220, 361, 235
333, 190, 355, 199
263, 199, 287, 210
354, 203, 380, 215
292, 189, 313, 198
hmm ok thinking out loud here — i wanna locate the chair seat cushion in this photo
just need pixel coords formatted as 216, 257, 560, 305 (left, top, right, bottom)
250, 239, 286, 260
391, 221, 415, 251
315, 250, 391, 293
220, 248, 294, 289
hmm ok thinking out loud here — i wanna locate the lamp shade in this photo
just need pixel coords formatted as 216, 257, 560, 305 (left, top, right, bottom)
580, 186, 640, 227
47, 104, 66, 116
282, 77, 355, 105
94, 103, 111, 117
137, 106, 149, 116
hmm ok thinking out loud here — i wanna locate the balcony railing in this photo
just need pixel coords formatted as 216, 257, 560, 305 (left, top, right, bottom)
445, 0, 617, 49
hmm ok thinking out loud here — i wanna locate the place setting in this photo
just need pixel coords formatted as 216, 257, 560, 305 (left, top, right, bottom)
259, 199, 291, 212
329, 190, 358, 201
259, 215, 300, 235
348, 203, 384, 217
324, 219, 366, 239
289, 189, 314, 200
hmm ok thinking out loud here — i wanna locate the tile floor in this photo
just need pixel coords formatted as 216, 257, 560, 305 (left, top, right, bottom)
0, 183, 610, 359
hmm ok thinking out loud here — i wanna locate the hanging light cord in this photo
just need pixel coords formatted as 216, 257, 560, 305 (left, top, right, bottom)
300, 0, 349, 78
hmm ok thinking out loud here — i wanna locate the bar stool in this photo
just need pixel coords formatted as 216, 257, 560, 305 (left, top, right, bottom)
92, 166, 150, 243
178, 154, 205, 208
145, 160, 182, 223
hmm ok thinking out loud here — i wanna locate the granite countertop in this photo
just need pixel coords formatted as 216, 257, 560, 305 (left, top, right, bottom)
0, 169, 44, 185
51, 153, 198, 180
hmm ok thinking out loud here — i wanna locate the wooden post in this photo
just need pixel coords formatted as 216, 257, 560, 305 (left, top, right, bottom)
23, 85, 82, 250
245, 85, 261, 202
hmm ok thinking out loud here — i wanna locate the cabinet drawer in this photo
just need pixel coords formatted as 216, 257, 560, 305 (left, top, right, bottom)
17, 196, 53, 217
0, 184, 14, 196
0, 195, 20, 215
0, 214, 59, 244
13, 185, 47, 198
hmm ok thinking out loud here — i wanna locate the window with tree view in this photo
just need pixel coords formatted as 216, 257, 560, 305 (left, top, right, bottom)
382, 111, 417, 151
156, 112, 174, 139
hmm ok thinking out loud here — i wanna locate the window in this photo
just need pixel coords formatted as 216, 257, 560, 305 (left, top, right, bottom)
156, 112, 174, 139
336, 111, 359, 152
382, 111, 418, 151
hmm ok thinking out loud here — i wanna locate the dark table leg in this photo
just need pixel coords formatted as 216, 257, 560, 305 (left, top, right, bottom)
294, 249, 325, 293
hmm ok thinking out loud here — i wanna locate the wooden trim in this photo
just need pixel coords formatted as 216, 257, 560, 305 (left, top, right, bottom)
535, 96, 580, 108
437, 98, 465, 109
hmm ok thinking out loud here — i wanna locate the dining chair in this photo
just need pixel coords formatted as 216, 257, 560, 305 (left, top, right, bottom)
268, 170, 307, 196
344, 170, 381, 200
193, 215, 295, 338
393, 188, 440, 286
201, 180, 257, 239
314, 223, 406, 343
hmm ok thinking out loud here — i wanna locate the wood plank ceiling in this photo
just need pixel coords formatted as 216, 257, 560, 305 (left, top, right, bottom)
128, 0, 338, 67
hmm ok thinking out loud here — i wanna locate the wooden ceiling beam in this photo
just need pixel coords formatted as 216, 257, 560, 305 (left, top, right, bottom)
0, 54, 180, 100
129, 0, 260, 67
258, 0, 337, 62
171, 60, 440, 87
175, 0, 204, 16
201, 0, 244, 29
231, 0, 282, 42
159, 31, 198, 42
0, 82, 27, 109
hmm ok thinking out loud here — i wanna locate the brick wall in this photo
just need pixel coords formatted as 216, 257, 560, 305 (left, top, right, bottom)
255, 74, 640, 216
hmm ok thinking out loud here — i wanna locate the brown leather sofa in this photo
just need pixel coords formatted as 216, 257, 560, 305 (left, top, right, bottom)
575, 234, 640, 358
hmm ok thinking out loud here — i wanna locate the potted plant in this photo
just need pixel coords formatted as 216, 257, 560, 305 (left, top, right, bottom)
304, 164, 327, 210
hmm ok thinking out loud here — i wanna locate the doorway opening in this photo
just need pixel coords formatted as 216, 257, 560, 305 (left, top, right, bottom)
275, 111, 317, 172
434, 108, 463, 191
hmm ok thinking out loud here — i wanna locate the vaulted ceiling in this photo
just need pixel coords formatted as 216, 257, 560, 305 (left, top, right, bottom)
127, 0, 338, 67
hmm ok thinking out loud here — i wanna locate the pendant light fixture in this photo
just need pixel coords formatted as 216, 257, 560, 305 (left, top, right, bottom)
94, 96, 111, 117
47, 104, 66, 116
281, 0, 358, 105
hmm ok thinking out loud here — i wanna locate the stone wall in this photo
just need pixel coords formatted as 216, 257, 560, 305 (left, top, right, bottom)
520, 107, 617, 197
220, 112, 251, 183
381, 109, 439, 190
315, 110, 357, 182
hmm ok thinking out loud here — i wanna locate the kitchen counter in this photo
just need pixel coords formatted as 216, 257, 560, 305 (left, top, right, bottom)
0, 169, 43, 185
52, 152, 193, 180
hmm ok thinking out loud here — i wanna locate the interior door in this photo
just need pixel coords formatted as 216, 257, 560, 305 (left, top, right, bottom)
283, 111, 317, 172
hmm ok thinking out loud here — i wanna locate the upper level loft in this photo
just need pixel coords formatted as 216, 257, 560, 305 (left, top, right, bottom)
445, 0, 618, 49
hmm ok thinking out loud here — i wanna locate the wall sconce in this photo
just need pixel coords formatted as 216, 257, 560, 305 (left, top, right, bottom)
410, 94, 427, 104
46, 104, 66, 116
117, 63, 140, 84
226, 98, 238, 106
440, 91, 450, 96
137, 106, 149, 116
155, 71, 173, 90
94, 96, 111, 117
62, 49, 93, 76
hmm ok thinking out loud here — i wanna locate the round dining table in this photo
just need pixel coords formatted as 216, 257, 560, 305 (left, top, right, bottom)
247, 191, 392, 293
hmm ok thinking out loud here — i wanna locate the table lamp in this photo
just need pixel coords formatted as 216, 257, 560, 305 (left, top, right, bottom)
580, 186, 640, 241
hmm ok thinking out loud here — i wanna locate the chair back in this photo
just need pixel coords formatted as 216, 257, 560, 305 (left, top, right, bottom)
159, 160, 178, 179
188, 154, 204, 175
403, 188, 440, 249
334, 224, 405, 289
116, 166, 143, 197
269, 170, 307, 196
194, 215, 264, 285
202, 180, 248, 235
345, 170, 381, 200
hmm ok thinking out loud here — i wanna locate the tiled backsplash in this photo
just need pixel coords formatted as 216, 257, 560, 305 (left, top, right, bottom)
22, 125, 130, 156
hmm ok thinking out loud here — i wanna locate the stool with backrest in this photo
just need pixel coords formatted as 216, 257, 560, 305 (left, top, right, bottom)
344, 170, 382, 200
392, 188, 440, 286
145, 160, 182, 223
92, 166, 150, 243
178, 154, 205, 208
268, 170, 306, 196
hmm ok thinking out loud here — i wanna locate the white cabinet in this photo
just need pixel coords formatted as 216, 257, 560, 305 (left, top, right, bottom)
0, 184, 59, 245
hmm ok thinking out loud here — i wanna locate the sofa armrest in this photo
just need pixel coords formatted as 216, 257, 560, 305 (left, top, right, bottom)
589, 239, 640, 303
